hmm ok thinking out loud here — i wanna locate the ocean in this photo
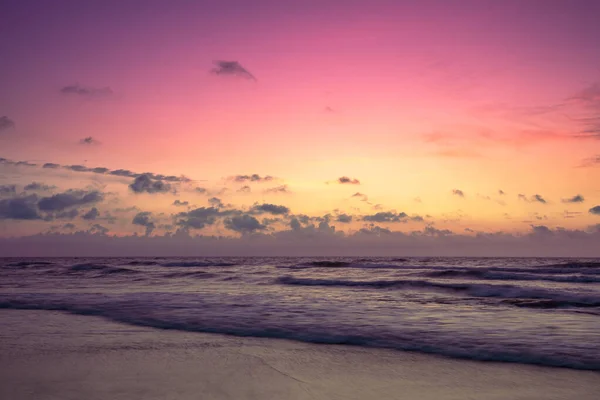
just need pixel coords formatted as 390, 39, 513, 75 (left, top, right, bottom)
1, 256, 599, 371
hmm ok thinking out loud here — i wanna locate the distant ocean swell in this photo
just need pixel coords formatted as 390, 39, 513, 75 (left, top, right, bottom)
0, 294, 598, 371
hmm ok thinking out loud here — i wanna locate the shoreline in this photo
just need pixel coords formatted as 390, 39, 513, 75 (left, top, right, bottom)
1, 309, 598, 400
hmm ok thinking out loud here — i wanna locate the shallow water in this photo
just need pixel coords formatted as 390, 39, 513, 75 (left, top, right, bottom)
1, 256, 599, 370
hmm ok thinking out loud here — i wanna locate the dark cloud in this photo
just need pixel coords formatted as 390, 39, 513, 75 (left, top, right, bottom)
211, 61, 257, 81
336, 214, 353, 223
89, 224, 109, 235
176, 207, 223, 230
0, 195, 40, 220
38, 190, 104, 212
231, 174, 274, 183
498, 190, 505, 195
562, 194, 584, 203
452, 189, 465, 197
82, 207, 100, 220
337, 176, 360, 185
42, 163, 60, 169
24, 182, 56, 191
195, 187, 208, 194
0, 185, 17, 196
132, 212, 156, 236
173, 200, 189, 207
237, 185, 251, 193
60, 84, 113, 98
129, 174, 172, 194
208, 197, 224, 208
363, 211, 408, 223
251, 203, 290, 215
422, 226, 453, 236
0, 116, 15, 131
224, 215, 266, 233
55, 209, 79, 220
590, 206, 600, 215
80, 136, 100, 145
66, 165, 91, 172
264, 185, 290, 194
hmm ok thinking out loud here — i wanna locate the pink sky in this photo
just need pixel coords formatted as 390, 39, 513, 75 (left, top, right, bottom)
1, 0, 599, 255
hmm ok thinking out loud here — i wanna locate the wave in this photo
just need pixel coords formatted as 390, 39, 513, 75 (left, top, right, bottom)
68, 263, 138, 275
159, 261, 238, 267
4, 261, 55, 268
126, 260, 159, 266
0, 296, 597, 371
276, 276, 600, 308
162, 271, 217, 279
424, 269, 600, 283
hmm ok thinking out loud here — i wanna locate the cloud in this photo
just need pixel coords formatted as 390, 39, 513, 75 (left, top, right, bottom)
336, 214, 353, 223
264, 185, 290, 194
208, 197, 224, 208
2, 157, 190, 183
173, 200, 189, 207
0, 185, 17, 196
518, 194, 548, 204
42, 163, 60, 169
132, 212, 156, 236
363, 211, 409, 223
237, 185, 251, 193
351, 192, 369, 202
129, 174, 172, 194
80, 136, 100, 145
82, 207, 100, 220
224, 215, 266, 234
211, 61, 257, 81
175, 207, 223, 230
38, 190, 104, 211
452, 189, 465, 197
579, 155, 600, 167
590, 206, 600, 215
562, 194, 585, 203
251, 203, 290, 215
230, 174, 274, 183
0, 195, 40, 220
0, 116, 15, 131
60, 84, 113, 98
195, 187, 208, 194
337, 176, 360, 185
24, 182, 56, 191
498, 190, 505, 195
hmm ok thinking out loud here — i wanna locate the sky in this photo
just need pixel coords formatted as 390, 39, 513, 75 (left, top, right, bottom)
1, 0, 600, 256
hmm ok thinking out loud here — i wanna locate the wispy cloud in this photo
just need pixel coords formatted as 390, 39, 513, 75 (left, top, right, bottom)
0, 116, 15, 131
337, 176, 360, 185
452, 189, 465, 197
60, 84, 113, 98
562, 194, 584, 203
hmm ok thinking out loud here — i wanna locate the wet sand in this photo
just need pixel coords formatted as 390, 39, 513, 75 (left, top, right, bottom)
1, 310, 598, 400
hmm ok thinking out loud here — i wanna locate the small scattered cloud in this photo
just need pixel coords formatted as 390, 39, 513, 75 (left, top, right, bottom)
42, 163, 60, 169
224, 215, 266, 233
363, 211, 409, 223
579, 155, 600, 167
129, 174, 172, 194
80, 136, 100, 145
132, 211, 155, 236
562, 194, 585, 203
60, 84, 113, 98
211, 61, 257, 81
337, 176, 360, 185
0, 185, 17, 196
38, 190, 104, 212
0, 116, 15, 131
351, 192, 369, 202
82, 207, 100, 220
336, 214, 353, 223
251, 203, 290, 215
498, 190, 505, 195
230, 174, 274, 183
237, 185, 251, 193
590, 206, 600, 215
518, 194, 548, 204
208, 197, 224, 208
264, 185, 290, 194
173, 200, 189, 207
24, 182, 56, 192
195, 187, 208, 194
452, 189, 465, 197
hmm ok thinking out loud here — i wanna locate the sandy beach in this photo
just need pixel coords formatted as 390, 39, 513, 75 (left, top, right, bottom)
1, 309, 598, 400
